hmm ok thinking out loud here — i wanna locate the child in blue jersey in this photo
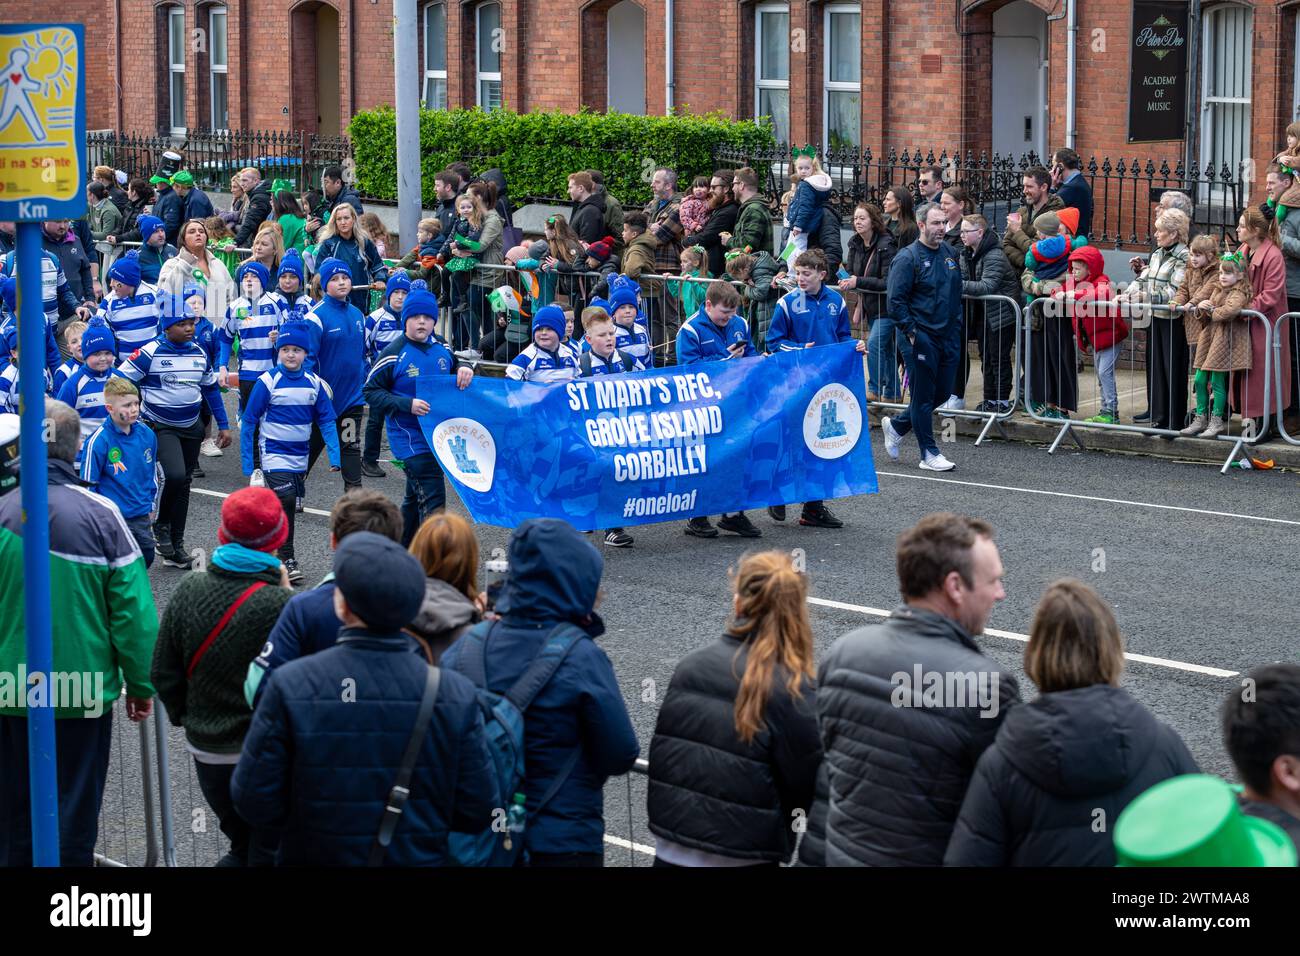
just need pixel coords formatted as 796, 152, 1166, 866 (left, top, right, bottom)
55, 319, 125, 461
675, 281, 762, 541
0, 269, 72, 378
239, 321, 340, 584
180, 284, 222, 475
117, 298, 231, 569
52, 320, 87, 393
765, 248, 865, 530
80, 377, 162, 566
579, 309, 639, 549
220, 261, 282, 412
97, 253, 162, 363
362, 290, 474, 546
271, 250, 313, 319
360, 273, 410, 478
586, 279, 652, 370
506, 305, 581, 384
303, 257, 367, 491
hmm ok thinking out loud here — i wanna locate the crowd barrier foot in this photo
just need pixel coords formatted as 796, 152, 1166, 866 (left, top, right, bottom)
1046, 421, 1085, 455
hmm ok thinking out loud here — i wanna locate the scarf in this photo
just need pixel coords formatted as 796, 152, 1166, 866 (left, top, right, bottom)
211, 542, 283, 574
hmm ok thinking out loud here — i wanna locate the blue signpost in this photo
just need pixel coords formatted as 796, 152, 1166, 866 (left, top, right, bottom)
0, 22, 87, 867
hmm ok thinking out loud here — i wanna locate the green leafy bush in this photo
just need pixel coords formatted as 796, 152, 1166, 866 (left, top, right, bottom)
348, 107, 775, 206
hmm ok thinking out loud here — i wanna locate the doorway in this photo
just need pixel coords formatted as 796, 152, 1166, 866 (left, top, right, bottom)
991, 0, 1047, 161
606, 0, 646, 114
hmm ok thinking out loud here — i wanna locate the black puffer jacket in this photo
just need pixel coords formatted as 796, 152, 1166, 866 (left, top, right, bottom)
691, 200, 739, 277
233, 180, 273, 247
648, 634, 822, 863
961, 229, 1021, 333
944, 683, 1198, 866
845, 228, 897, 323
570, 192, 608, 245
808, 206, 844, 274
818, 605, 1021, 866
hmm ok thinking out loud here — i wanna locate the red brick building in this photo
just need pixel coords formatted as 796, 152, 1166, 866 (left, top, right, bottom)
81, 1, 1300, 202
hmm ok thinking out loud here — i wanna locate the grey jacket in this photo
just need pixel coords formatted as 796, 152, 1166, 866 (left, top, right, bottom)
406, 577, 479, 665
817, 605, 1021, 866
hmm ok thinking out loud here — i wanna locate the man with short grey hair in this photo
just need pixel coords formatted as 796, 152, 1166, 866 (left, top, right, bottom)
0, 399, 158, 866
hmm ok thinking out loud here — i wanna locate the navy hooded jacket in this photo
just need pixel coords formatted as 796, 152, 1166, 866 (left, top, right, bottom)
440, 519, 641, 856
232, 626, 500, 866
886, 238, 964, 340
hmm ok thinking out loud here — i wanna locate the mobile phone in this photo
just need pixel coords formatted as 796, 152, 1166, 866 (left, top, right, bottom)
837, 266, 850, 280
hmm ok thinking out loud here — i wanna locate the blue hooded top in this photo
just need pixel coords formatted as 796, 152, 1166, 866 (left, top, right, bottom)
439, 518, 641, 855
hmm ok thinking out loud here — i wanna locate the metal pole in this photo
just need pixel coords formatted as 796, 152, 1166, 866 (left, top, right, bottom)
394, 0, 422, 251
665, 0, 675, 115
1065, 0, 1077, 149
17, 223, 58, 866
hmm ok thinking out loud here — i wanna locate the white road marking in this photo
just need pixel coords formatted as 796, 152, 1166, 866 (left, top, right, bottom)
806, 596, 1239, 678
603, 834, 657, 856
874, 470, 1300, 527
190, 486, 333, 517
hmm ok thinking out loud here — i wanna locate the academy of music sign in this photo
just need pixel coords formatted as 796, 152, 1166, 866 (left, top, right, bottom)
1128, 2, 1189, 143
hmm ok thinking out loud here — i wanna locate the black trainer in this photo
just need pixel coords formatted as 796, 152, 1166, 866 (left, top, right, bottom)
685, 517, 719, 539
603, 529, 634, 548
283, 558, 303, 585
800, 505, 844, 529
153, 524, 174, 560
767, 505, 787, 522
295, 497, 305, 514
162, 544, 197, 569
718, 512, 762, 538
191, 465, 205, 479
360, 460, 386, 479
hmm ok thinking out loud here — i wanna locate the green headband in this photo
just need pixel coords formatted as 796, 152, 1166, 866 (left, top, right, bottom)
792, 144, 817, 160
271, 178, 295, 198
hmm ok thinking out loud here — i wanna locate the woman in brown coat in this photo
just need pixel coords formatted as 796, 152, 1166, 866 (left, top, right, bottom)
1236, 208, 1292, 433
1180, 253, 1253, 438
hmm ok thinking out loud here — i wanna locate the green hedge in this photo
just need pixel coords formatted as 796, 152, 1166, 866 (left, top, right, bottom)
348, 107, 775, 207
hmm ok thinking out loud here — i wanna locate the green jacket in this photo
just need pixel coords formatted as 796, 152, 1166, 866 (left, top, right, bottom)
728, 196, 774, 255
0, 461, 157, 718
276, 213, 308, 253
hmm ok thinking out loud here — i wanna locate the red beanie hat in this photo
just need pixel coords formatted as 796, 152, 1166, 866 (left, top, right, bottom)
218, 487, 289, 553
1057, 207, 1080, 237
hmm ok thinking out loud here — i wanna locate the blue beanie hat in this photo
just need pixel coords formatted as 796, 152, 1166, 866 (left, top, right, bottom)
588, 296, 611, 315
0, 277, 15, 316
276, 320, 312, 353
160, 296, 194, 330
81, 319, 117, 359
385, 272, 412, 307
333, 531, 427, 631
236, 260, 271, 294
1, 323, 17, 355
401, 289, 439, 327
317, 257, 351, 290
107, 252, 142, 289
532, 304, 566, 339
409, 279, 429, 292
607, 282, 640, 316
137, 215, 165, 243
278, 249, 305, 285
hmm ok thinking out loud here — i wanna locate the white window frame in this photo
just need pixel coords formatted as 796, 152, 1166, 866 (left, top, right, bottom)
209, 6, 228, 131
476, 2, 503, 111
1199, 3, 1252, 203
1293, 13, 1300, 123
423, 2, 448, 110
168, 6, 186, 135
822, 3, 861, 153
755, 3, 790, 142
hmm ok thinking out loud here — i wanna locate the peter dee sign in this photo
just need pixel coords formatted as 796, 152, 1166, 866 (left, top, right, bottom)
1128, 2, 1189, 143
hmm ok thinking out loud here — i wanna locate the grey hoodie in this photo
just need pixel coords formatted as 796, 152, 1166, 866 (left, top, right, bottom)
407, 576, 479, 664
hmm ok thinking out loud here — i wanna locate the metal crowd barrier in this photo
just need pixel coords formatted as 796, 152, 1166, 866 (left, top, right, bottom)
1022, 297, 1278, 472
1275, 312, 1300, 448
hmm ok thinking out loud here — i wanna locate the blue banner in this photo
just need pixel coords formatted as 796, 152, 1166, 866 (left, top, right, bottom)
417, 343, 878, 530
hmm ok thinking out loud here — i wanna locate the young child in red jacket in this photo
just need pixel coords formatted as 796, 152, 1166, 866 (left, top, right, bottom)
1053, 245, 1127, 424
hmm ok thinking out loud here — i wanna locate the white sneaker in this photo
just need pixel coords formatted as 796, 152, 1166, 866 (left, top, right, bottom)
454, 348, 483, 362
200, 438, 223, 457
880, 416, 901, 461
938, 395, 966, 411
249, 468, 265, 487
920, 452, 956, 472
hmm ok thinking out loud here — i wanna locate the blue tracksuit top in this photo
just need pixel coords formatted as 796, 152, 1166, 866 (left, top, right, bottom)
363, 333, 459, 460
675, 307, 757, 364
303, 294, 367, 413
886, 239, 964, 339
766, 282, 851, 352
79, 417, 162, 520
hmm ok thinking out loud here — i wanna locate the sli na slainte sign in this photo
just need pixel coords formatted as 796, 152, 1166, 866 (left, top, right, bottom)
1128, 2, 1189, 143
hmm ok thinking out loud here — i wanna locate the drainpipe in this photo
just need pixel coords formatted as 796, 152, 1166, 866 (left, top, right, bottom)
1185, 0, 1201, 178
665, 0, 674, 115
1065, 0, 1077, 148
